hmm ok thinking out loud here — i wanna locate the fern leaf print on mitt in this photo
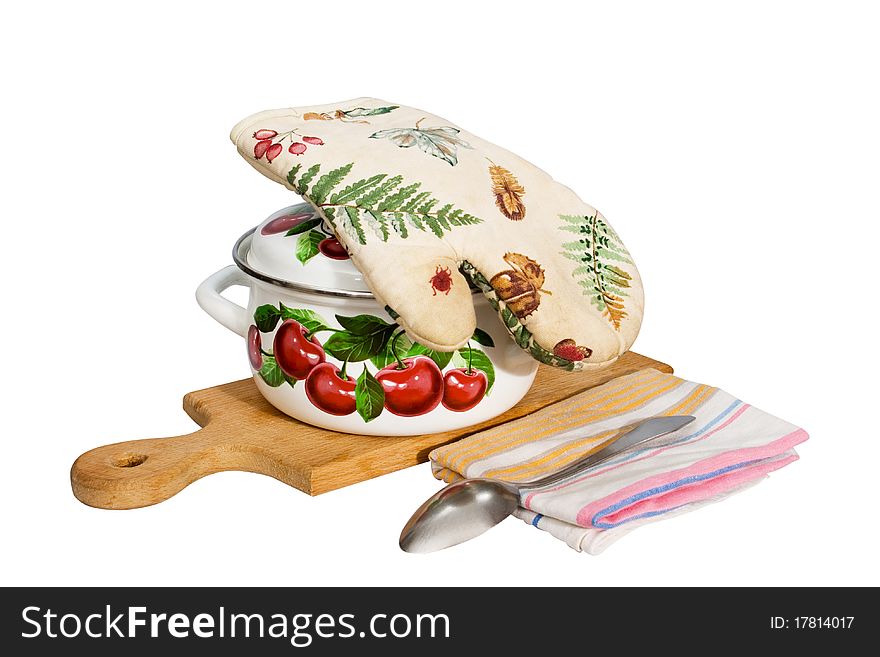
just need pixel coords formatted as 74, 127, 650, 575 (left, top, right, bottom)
559, 213, 634, 330
287, 162, 483, 245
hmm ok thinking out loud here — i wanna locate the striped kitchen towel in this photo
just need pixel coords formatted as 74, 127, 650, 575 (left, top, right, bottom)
429, 368, 807, 554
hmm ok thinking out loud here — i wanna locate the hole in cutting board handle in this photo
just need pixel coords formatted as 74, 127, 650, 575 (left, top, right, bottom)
112, 453, 148, 468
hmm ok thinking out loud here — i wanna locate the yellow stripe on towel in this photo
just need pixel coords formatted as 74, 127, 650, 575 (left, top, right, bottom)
440, 369, 669, 471
446, 371, 684, 475
670, 383, 717, 417
482, 429, 619, 481
481, 382, 713, 482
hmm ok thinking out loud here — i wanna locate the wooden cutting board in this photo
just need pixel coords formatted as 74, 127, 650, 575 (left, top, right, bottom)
70, 352, 671, 510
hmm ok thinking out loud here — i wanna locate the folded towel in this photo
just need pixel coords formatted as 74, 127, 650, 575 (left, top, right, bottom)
429, 368, 807, 554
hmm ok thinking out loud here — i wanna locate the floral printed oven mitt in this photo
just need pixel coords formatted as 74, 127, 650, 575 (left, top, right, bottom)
231, 98, 644, 370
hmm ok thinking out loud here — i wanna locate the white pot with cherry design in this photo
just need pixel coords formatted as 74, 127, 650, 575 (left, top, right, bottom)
196, 203, 539, 436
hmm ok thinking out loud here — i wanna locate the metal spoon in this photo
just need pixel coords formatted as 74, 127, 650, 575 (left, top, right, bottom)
399, 415, 696, 553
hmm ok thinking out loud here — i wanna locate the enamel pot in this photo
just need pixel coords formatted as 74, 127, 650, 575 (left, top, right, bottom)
196, 203, 539, 436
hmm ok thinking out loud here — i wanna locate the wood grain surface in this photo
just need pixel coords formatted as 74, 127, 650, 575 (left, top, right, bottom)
70, 352, 671, 510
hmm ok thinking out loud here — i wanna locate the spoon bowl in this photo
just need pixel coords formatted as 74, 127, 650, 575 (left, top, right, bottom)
399, 478, 520, 553
399, 415, 696, 553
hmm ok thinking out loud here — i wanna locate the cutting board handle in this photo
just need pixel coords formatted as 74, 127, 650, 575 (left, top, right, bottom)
70, 427, 231, 510
70, 353, 671, 508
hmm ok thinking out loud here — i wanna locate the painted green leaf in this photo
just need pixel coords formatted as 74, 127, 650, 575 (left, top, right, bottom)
502, 307, 519, 329
297, 164, 321, 195
471, 328, 495, 348
286, 164, 302, 193
377, 182, 420, 212
343, 105, 399, 118
425, 349, 454, 370
370, 333, 413, 369
370, 124, 472, 166
329, 174, 387, 205
287, 164, 482, 246
390, 212, 408, 238
528, 341, 576, 371
341, 206, 367, 244
335, 313, 393, 336
295, 229, 325, 264
418, 198, 438, 216
402, 190, 429, 212
514, 325, 532, 349
280, 305, 333, 335
258, 355, 286, 387
453, 347, 495, 392
309, 163, 353, 205
406, 343, 454, 370
356, 175, 402, 208
559, 213, 634, 330
355, 367, 385, 422
324, 326, 397, 362
253, 304, 281, 333
285, 217, 322, 236
368, 209, 390, 241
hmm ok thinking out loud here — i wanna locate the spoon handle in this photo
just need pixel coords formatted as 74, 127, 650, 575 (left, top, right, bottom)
516, 415, 695, 492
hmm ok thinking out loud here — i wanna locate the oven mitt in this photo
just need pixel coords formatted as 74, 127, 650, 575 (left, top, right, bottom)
230, 98, 644, 370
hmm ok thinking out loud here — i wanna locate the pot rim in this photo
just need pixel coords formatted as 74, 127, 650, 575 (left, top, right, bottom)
233, 228, 375, 299
233, 227, 483, 301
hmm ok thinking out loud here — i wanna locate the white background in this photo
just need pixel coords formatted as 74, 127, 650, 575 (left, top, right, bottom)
2, 0, 878, 587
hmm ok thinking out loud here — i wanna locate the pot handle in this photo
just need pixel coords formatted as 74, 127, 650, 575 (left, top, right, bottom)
195, 265, 251, 338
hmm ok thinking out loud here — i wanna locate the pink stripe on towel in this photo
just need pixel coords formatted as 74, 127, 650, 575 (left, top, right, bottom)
575, 428, 809, 527
599, 453, 799, 526
524, 403, 752, 510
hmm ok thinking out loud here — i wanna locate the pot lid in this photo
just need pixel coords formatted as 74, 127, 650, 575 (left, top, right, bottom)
235, 202, 373, 297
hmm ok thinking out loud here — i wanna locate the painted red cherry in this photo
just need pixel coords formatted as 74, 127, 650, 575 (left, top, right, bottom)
441, 368, 487, 412
253, 129, 278, 140
254, 139, 272, 159
273, 319, 325, 379
266, 143, 283, 163
302, 136, 324, 145
318, 237, 349, 260
261, 212, 315, 235
376, 356, 444, 417
289, 142, 307, 155
304, 363, 356, 416
247, 325, 263, 370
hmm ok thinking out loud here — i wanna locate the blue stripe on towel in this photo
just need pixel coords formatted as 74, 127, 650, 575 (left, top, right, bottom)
591, 458, 762, 529
596, 399, 743, 470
